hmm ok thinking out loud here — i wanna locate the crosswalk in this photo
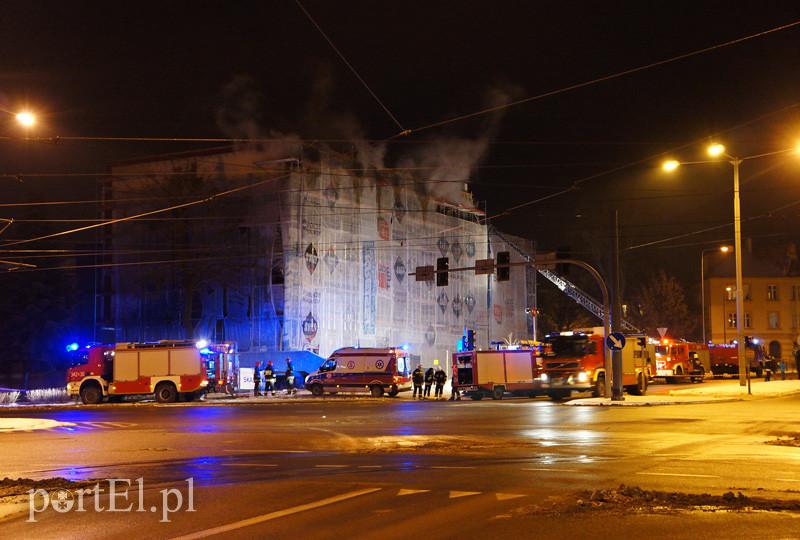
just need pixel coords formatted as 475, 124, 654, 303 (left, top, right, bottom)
57, 421, 138, 430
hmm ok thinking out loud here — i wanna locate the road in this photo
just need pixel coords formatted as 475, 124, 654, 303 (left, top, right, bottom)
1, 394, 799, 539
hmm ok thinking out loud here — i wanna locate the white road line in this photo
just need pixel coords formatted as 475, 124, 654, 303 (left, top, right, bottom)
170, 488, 381, 540
636, 472, 719, 478
357, 465, 382, 469
521, 467, 578, 473
775, 478, 800, 482
431, 466, 477, 469
221, 463, 278, 467
314, 464, 348, 468
398, 489, 430, 496
496, 493, 526, 501
449, 491, 481, 499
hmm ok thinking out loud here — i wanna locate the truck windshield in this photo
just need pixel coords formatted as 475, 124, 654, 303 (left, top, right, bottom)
655, 345, 669, 356
68, 351, 89, 367
544, 336, 592, 358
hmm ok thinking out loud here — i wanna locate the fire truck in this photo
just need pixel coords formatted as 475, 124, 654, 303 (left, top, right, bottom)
541, 328, 650, 400
709, 338, 765, 378
453, 348, 544, 400
66, 340, 227, 404
652, 338, 709, 383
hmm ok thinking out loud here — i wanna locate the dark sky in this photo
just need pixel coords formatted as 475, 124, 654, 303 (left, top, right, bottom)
3, 0, 800, 278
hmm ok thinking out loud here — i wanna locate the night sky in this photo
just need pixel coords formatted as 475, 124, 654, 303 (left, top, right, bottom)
3, 0, 800, 283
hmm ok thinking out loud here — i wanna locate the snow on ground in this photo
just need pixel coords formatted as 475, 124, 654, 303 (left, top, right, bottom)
669, 379, 800, 398
564, 395, 735, 407
0, 418, 76, 432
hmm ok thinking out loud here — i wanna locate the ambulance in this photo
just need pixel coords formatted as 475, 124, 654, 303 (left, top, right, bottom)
304, 347, 412, 397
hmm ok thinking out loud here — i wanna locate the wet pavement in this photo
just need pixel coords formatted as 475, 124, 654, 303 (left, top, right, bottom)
1, 393, 799, 538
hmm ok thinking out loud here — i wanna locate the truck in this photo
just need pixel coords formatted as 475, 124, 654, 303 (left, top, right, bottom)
652, 338, 709, 383
453, 348, 544, 401
67, 340, 222, 404
709, 338, 765, 378
541, 329, 650, 400
304, 347, 412, 397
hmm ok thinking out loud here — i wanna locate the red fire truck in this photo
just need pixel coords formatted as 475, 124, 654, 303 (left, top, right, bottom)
709, 339, 765, 378
453, 348, 544, 400
66, 340, 221, 404
652, 338, 709, 383
541, 329, 650, 400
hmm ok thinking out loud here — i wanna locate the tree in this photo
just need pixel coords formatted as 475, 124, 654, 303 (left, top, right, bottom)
631, 270, 696, 339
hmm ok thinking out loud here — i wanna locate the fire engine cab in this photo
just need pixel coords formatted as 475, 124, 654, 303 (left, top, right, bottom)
66, 340, 222, 404
541, 328, 650, 400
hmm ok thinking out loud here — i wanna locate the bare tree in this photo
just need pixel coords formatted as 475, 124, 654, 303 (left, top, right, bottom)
631, 270, 696, 339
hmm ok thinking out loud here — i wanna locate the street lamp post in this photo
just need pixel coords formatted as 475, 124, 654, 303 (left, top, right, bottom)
701, 245, 730, 343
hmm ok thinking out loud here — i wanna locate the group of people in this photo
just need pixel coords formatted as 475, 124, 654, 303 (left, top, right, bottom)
411, 365, 459, 400
252, 359, 297, 397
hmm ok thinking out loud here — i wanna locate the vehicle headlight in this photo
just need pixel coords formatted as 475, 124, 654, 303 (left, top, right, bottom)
577, 371, 589, 383
540, 373, 549, 382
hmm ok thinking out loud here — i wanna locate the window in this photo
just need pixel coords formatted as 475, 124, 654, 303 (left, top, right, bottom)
727, 313, 737, 328
792, 285, 800, 301
744, 312, 751, 329
768, 311, 780, 329
725, 284, 751, 301
793, 312, 800, 329
767, 285, 779, 301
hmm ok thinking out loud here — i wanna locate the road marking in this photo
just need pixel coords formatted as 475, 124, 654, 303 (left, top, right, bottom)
314, 465, 348, 468
357, 465, 382, 469
431, 466, 476, 469
397, 489, 430, 496
221, 463, 278, 467
170, 488, 381, 540
775, 478, 800, 482
521, 467, 578, 473
449, 491, 481, 499
495, 493, 526, 501
636, 472, 719, 478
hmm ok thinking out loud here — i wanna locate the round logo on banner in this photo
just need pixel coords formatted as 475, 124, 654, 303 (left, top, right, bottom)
375, 359, 385, 369
347, 360, 356, 369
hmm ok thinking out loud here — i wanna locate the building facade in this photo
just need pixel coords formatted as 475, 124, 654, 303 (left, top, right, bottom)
97, 145, 533, 369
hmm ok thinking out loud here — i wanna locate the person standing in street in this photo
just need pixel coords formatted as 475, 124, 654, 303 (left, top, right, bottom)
423, 367, 434, 399
285, 358, 296, 395
794, 346, 800, 380
263, 360, 276, 397
253, 361, 262, 397
412, 365, 424, 399
433, 367, 446, 399
450, 365, 460, 401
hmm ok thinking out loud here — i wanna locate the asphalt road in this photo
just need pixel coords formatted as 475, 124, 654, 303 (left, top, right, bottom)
2, 394, 800, 539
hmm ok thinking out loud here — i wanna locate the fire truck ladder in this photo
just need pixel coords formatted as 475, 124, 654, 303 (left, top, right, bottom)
489, 228, 641, 334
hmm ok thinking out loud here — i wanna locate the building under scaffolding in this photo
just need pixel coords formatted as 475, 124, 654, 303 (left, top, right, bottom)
96, 144, 534, 368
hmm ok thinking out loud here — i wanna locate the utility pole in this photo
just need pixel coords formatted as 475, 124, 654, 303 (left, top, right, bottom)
611, 210, 624, 401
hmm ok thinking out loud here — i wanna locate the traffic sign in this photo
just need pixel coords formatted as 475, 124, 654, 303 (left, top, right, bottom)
415, 265, 434, 282
657, 327, 668, 338
606, 332, 626, 351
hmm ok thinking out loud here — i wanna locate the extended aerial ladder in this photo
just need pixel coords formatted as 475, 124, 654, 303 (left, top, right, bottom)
490, 227, 641, 333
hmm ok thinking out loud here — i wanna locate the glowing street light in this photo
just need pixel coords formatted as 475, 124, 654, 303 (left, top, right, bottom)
707, 143, 726, 157
661, 159, 680, 172
720, 245, 730, 253
15, 111, 36, 128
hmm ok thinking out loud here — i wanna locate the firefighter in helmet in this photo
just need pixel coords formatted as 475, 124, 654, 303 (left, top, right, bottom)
433, 366, 447, 399
263, 360, 276, 397
412, 365, 424, 399
285, 358, 296, 395
423, 367, 435, 399
253, 361, 262, 397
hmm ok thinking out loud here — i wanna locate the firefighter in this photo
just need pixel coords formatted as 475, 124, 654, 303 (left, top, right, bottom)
263, 360, 276, 396
423, 367, 434, 398
450, 366, 461, 401
285, 358, 296, 395
253, 361, 262, 397
433, 367, 446, 399
412, 365, 424, 399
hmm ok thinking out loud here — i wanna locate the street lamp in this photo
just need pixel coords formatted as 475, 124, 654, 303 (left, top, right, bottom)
701, 245, 731, 343
15, 111, 36, 128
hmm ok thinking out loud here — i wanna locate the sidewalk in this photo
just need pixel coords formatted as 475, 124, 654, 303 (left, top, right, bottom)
669, 379, 800, 398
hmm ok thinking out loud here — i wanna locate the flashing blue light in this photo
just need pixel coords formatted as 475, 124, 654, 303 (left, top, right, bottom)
195, 339, 209, 350
752, 338, 760, 345
401, 344, 410, 351
199, 347, 212, 355
65, 342, 79, 352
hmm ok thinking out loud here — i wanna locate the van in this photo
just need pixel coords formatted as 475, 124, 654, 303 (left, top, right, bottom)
304, 347, 412, 397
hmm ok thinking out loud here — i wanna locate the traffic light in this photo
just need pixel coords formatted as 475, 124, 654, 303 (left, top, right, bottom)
466, 329, 475, 351
436, 257, 449, 287
496, 251, 510, 282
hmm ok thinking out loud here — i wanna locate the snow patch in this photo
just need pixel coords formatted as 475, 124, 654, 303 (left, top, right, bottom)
0, 418, 76, 432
